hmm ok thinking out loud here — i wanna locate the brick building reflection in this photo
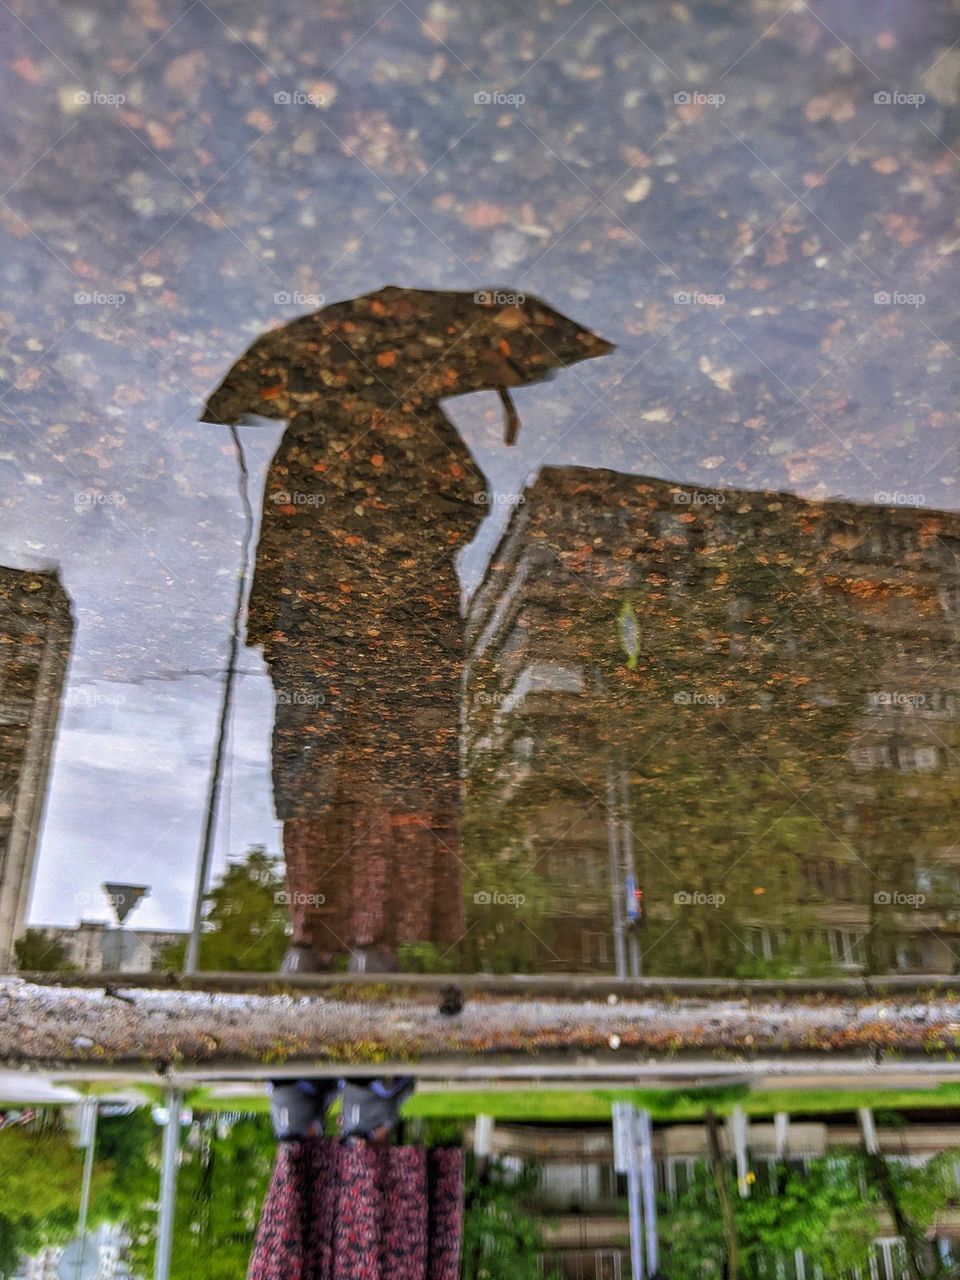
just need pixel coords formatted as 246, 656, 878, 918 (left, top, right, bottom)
0, 565, 72, 971
463, 468, 960, 977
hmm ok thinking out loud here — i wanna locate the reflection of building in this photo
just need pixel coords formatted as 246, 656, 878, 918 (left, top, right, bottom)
463, 469, 960, 976
0, 567, 72, 971
29, 920, 185, 973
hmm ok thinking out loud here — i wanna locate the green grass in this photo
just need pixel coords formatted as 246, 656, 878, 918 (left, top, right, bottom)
403, 1083, 960, 1123
182, 1081, 960, 1123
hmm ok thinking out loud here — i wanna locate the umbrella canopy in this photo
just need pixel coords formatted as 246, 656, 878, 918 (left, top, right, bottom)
202, 285, 613, 443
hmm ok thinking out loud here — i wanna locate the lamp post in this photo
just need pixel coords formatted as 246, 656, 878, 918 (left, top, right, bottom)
154, 1089, 186, 1280
613, 1102, 645, 1280
74, 1097, 98, 1280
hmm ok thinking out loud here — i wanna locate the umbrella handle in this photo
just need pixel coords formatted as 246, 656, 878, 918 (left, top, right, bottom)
498, 387, 520, 445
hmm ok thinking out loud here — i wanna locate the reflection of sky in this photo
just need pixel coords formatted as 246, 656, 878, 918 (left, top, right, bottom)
1, 0, 958, 928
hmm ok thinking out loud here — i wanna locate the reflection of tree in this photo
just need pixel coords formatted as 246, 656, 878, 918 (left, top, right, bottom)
163, 846, 288, 972
0, 1116, 111, 1266
92, 1107, 159, 1262
462, 1156, 562, 1280
13, 928, 75, 973
167, 1116, 273, 1280
609, 521, 880, 976
113, 1112, 273, 1280
459, 818, 562, 974
855, 749, 960, 975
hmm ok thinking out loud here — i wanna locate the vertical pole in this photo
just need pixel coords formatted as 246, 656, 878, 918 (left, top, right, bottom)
637, 1109, 659, 1276
705, 1109, 739, 1279
613, 1103, 644, 1280
74, 1099, 98, 1280
857, 1105, 878, 1155
185, 425, 252, 975
606, 760, 627, 980
774, 1111, 789, 1160
473, 1114, 495, 1179
154, 1089, 183, 1280
730, 1105, 750, 1197
618, 767, 642, 978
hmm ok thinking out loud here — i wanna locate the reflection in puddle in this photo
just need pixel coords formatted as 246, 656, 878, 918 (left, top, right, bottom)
4, 327, 960, 978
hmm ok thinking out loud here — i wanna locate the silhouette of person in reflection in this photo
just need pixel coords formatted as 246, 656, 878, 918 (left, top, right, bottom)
203, 286, 612, 971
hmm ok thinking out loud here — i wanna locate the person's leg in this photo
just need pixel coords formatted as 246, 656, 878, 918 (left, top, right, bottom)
247, 1137, 310, 1280
268, 1078, 337, 1141
378, 1145, 428, 1280
339, 1077, 414, 1141
332, 1140, 381, 1280
427, 1147, 465, 1280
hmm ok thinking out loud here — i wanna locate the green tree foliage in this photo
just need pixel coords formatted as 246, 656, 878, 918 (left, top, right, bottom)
13, 928, 75, 972
90, 1107, 161, 1255
162, 846, 289, 971
0, 1119, 111, 1268
462, 1157, 563, 1280
737, 1158, 878, 1275
168, 1115, 274, 1280
662, 1153, 882, 1279
114, 1111, 274, 1280
0, 1216, 20, 1280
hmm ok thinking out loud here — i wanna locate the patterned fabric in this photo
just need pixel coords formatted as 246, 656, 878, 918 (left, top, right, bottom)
248, 1138, 463, 1280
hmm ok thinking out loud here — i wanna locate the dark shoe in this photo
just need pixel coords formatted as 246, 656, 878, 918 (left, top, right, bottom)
280, 944, 321, 974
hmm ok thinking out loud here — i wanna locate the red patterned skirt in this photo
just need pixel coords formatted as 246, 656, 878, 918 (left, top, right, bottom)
247, 1137, 463, 1280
